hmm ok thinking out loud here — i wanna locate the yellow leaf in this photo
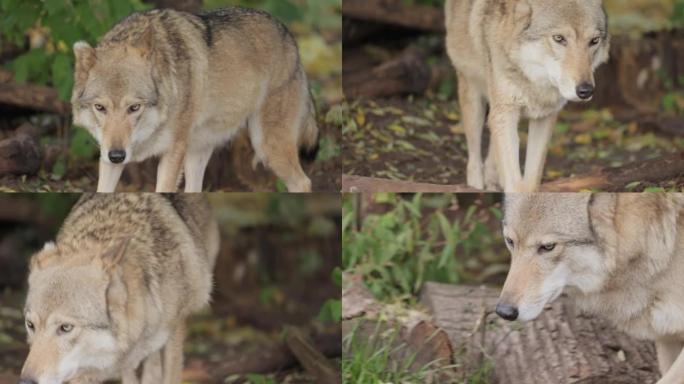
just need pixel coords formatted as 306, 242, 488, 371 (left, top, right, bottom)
450, 124, 464, 134
355, 111, 366, 126
574, 133, 592, 145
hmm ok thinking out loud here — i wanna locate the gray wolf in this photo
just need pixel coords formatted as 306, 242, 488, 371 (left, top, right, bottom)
445, 0, 610, 192
20, 194, 219, 384
498, 193, 684, 384
72, 7, 319, 193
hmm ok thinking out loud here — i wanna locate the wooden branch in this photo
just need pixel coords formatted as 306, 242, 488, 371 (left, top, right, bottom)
285, 327, 341, 384
344, 152, 684, 193
420, 283, 659, 383
342, 0, 444, 32
342, 175, 478, 193
343, 46, 432, 99
541, 152, 684, 192
0, 69, 69, 114
212, 328, 341, 377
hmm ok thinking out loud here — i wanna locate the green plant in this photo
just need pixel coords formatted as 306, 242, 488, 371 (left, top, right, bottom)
1, 0, 149, 100
317, 267, 341, 324
343, 194, 502, 302
342, 320, 448, 384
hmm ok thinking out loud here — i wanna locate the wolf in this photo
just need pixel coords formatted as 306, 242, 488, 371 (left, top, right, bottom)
498, 193, 684, 384
445, 0, 610, 192
72, 7, 319, 193
19, 194, 219, 384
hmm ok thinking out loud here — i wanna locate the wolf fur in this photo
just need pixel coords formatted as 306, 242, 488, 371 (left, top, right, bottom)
500, 193, 684, 383
72, 7, 319, 193
445, 0, 610, 192
20, 194, 219, 384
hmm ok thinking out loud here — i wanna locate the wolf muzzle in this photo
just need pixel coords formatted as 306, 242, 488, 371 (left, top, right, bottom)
108, 149, 127, 164
576, 82, 594, 100
495, 302, 519, 321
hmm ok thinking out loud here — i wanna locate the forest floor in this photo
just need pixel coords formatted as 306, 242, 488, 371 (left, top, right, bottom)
342, 96, 684, 192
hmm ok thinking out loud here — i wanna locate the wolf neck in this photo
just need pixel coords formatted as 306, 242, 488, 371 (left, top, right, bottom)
570, 205, 684, 340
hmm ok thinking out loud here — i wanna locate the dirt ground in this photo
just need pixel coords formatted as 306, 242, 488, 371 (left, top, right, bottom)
342, 96, 684, 191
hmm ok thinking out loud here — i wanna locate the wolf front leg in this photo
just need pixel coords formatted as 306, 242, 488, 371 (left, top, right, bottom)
156, 149, 186, 193
657, 339, 684, 382
184, 149, 213, 192
522, 113, 557, 191
488, 104, 523, 192
457, 72, 487, 190
161, 322, 185, 384
97, 161, 124, 193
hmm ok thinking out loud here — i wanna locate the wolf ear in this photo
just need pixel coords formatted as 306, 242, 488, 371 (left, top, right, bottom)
73, 41, 96, 89
100, 237, 132, 271
132, 26, 154, 58
29, 241, 60, 272
512, 0, 532, 31
587, 194, 617, 242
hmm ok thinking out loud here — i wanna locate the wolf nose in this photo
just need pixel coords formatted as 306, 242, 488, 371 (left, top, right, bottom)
576, 82, 594, 100
495, 303, 519, 321
19, 378, 38, 384
108, 150, 127, 164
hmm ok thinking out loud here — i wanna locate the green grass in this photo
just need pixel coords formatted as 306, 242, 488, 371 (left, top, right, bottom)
342, 321, 448, 384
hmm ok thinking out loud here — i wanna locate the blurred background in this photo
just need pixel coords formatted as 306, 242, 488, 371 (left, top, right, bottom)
342, 0, 684, 192
0, 0, 342, 192
0, 193, 341, 383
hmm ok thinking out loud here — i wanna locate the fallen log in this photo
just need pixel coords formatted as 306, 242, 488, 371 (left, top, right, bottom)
342, 175, 479, 193
212, 328, 341, 377
342, 0, 444, 32
420, 282, 660, 384
343, 46, 432, 99
285, 327, 341, 384
0, 69, 70, 114
344, 152, 684, 193
541, 152, 684, 192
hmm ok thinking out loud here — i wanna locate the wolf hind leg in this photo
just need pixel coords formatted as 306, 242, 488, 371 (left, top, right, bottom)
457, 72, 487, 190
249, 81, 312, 193
184, 149, 213, 192
161, 322, 185, 384
656, 339, 684, 378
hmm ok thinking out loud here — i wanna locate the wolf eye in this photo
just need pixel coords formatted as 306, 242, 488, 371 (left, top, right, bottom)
589, 37, 601, 46
58, 324, 74, 334
94, 104, 107, 113
538, 243, 556, 253
26, 320, 35, 331
128, 104, 142, 113
505, 237, 515, 248
553, 35, 567, 45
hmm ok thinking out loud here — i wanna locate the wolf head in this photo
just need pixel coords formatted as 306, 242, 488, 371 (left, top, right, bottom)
20, 238, 131, 384
512, 0, 610, 102
71, 26, 164, 166
497, 194, 600, 321
497, 194, 679, 322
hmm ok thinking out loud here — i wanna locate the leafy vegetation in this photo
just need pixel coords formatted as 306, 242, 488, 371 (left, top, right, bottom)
343, 193, 504, 303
